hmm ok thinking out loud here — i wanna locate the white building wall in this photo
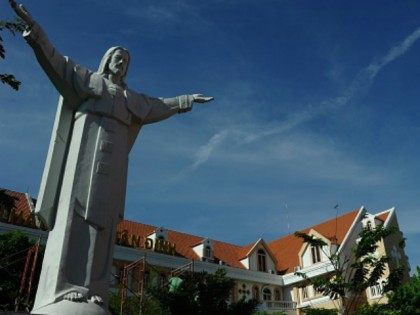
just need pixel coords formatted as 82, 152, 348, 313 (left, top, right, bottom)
241, 257, 249, 269
282, 286, 295, 302
193, 243, 204, 257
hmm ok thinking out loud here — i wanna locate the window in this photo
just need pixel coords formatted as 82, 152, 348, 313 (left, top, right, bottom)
257, 249, 267, 272
252, 285, 260, 300
301, 286, 308, 300
366, 221, 372, 230
204, 245, 212, 258
313, 285, 323, 296
311, 246, 321, 264
263, 288, 272, 301
370, 283, 383, 298
274, 288, 281, 301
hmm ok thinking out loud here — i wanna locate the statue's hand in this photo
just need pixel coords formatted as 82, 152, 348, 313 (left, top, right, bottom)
192, 94, 214, 103
8, 0, 34, 27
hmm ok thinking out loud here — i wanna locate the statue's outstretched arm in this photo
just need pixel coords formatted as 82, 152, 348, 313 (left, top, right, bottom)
8, 0, 33, 27
143, 94, 213, 124
8, 0, 93, 107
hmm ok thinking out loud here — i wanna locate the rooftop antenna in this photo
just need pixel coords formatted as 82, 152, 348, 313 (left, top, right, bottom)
333, 203, 339, 236
284, 201, 290, 235
330, 203, 340, 255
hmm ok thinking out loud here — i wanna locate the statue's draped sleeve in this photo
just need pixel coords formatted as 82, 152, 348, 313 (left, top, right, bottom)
23, 22, 100, 229
23, 22, 101, 106
126, 93, 194, 151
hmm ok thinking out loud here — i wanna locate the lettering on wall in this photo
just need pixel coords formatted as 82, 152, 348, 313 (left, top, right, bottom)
116, 229, 176, 255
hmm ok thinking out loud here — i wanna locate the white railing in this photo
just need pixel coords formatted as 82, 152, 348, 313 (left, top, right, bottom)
263, 300, 297, 310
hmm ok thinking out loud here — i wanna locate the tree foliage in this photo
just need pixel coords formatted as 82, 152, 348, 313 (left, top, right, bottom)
0, 18, 25, 90
294, 223, 404, 314
356, 267, 420, 315
109, 268, 258, 315
387, 266, 420, 314
0, 231, 43, 312
0, 189, 18, 213
302, 308, 337, 315
148, 268, 258, 315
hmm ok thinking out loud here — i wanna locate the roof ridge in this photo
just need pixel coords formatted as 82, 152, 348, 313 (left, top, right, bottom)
269, 208, 359, 245
1, 188, 26, 195
374, 207, 394, 217
303, 208, 360, 231
120, 218, 157, 230
169, 228, 246, 249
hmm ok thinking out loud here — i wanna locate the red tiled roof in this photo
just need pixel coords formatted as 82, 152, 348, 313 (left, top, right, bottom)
2, 187, 362, 274
236, 242, 254, 259
375, 211, 390, 223
117, 219, 246, 268
0, 188, 41, 229
117, 219, 156, 237
268, 209, 361, 274
213, 241, 246, 268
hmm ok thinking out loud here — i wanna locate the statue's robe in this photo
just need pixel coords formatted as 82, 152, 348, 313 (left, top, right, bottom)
25, 23, 193, 312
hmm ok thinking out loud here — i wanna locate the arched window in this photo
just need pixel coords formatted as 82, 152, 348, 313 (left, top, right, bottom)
204, 245, 212, 258
257, 249, 267, 272
263, 288, 272, 301
311, 246, 321, 264
367, 221, 372, 230
252, 285, 260, 300
274, 288, 281, 301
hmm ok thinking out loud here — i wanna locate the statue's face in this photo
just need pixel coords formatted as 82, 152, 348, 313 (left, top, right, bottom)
108, 49, 129, 78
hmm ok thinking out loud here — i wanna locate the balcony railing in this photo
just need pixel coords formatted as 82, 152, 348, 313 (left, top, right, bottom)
263, 300, 297, 310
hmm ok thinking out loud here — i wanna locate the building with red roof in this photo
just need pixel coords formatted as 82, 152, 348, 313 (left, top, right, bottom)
0, 188, 410, 314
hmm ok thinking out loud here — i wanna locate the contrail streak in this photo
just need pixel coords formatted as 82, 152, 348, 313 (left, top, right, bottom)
181, 26, 420, 176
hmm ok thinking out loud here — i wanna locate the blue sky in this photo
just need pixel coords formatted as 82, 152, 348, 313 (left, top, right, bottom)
1, 1, 419, 271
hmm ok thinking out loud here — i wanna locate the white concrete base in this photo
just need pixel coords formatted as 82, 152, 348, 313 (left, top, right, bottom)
31, 300, 111, 315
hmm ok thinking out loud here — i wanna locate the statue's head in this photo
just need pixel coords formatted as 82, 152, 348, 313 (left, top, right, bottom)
98, 46, 130, 87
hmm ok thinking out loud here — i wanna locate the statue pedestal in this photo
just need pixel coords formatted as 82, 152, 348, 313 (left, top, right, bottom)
31, 300, 111, 315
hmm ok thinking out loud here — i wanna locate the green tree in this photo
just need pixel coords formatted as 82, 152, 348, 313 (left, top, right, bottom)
0, 189, 18, 221
356, 267, 420, 314
0, 19, 25, 90
149, 268, 259, 315
302, 308, 337, 315
386, 266, 420, 314
356, 303, 397, 315
294, 223, 404, 314
0, 231, 43, 312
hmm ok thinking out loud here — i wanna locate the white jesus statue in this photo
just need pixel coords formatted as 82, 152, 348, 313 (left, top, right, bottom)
9, 1, 213, 314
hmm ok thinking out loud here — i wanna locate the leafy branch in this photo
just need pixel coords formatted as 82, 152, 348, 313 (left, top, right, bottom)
0, 18, 26, 90
293, 223, 404, 314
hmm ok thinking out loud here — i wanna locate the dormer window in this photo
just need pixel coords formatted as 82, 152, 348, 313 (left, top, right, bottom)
204, 245, 212, 258
257, 249, 267, 272
156, 227, 167, 240
193, 238, 214, 261
311, 246, 321, 264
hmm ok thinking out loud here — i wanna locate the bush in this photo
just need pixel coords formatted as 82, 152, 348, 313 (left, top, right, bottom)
302, 308, 337, 315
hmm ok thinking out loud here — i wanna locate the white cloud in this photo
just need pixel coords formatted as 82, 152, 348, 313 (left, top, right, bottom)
190, 130, 230, 169
175, 25, 420, 178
